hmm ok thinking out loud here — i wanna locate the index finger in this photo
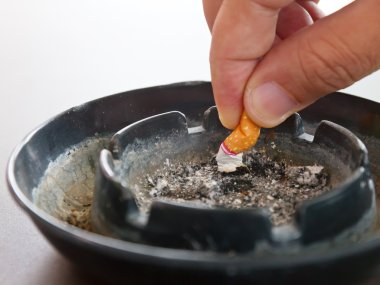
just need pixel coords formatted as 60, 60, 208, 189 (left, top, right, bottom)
210, 0, 293, 129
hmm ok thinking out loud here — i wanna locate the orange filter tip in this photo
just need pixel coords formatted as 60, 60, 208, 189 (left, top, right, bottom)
216, 111, 261, 172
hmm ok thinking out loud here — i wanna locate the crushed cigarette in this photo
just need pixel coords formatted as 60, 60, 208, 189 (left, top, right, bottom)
216, 111, 261, 172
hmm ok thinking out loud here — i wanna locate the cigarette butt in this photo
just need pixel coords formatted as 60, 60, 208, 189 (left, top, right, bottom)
216, 111, 260, 172
223, 111, 261, 154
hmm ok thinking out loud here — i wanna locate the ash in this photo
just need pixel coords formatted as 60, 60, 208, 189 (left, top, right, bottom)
33, 136, 109, 231
138, 148, 330, 226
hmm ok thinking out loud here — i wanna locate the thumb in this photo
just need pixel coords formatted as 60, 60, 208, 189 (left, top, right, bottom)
244, 0, 380, 128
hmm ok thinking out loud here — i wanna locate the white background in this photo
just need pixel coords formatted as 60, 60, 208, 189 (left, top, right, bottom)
0, 0, 378, 145
0, 0, 378, 148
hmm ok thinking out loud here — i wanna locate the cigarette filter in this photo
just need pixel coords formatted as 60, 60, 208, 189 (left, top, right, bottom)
216, 111, 261, 172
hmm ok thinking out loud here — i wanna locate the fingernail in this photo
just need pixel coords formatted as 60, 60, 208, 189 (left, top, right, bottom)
246, 82, 300, 126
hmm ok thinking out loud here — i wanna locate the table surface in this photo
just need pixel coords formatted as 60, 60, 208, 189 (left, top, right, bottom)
1, 1, 379, 284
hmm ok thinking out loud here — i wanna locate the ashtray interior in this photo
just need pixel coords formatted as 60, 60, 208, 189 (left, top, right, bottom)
90, 108, 375, 252
115, 119, 345, 227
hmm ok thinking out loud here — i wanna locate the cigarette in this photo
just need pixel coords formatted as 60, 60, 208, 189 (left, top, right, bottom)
216, 111, 261, 172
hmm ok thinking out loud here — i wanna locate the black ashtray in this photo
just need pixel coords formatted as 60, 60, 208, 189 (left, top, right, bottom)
6, 82, 380, 285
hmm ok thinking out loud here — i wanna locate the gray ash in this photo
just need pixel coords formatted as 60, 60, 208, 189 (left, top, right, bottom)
138, 148, 330, 226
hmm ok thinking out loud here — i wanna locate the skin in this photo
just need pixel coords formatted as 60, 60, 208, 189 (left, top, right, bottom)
203, 0, 380, 129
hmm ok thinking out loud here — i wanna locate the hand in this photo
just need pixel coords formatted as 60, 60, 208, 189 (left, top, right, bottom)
203, 0, 380, 129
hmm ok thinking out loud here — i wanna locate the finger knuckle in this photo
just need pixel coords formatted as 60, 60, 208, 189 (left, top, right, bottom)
297, 34, 368, 92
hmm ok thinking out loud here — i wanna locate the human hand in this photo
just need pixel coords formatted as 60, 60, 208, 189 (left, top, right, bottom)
203, 0, 380, 129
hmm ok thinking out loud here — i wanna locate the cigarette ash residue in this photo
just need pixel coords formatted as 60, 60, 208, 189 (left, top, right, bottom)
31, 129, 346, 230
114, 130, 339, 227
137, 148, 330, 226
32, 136, 109, 231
